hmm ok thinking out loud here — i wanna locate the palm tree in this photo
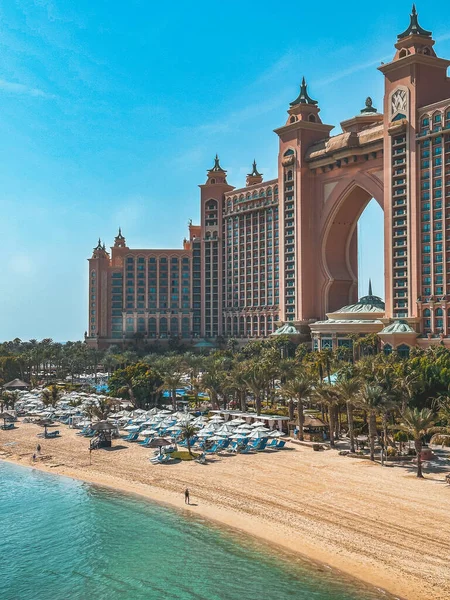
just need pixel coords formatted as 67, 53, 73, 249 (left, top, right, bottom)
397, 408, 438, 478
281, 373, 314, 440
180, 423, 198, 457
157, 356, 185, 410
313, 384, 339, 447
41, 385, 61, 408
242, 362, 271, 415
336, 378, 360, 453
357, 383, 385, 461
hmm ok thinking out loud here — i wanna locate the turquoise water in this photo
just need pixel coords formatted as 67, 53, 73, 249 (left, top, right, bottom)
0, 461, 393, 600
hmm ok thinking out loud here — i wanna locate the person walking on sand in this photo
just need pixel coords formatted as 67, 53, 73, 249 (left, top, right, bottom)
36, 443, 41, 455
184, 488, 190, 505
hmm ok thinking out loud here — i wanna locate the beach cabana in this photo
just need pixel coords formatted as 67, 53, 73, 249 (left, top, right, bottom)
3, 378, 30, 391
302, 415, 329, 442
0, 412, 15, 430
90, 420, 117, 448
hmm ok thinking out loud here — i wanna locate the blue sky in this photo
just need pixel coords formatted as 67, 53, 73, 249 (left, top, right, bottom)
1, 1, 449, 341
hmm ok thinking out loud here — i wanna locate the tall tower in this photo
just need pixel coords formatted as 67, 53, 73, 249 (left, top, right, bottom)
199, 156, 234, 337
88, 239, 110, 342
379, 5, 450, 326
274, 78, 333, 322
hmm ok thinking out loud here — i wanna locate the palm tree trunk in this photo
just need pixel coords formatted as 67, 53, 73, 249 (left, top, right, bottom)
288, 399, 294, 422
347, 402, 355, 453
297, 398, 305, 441
240, 390, 246, 412
368, 412, 377, 461
256, 395, 261, 416
415, 439, 423, 478
171, 389, 176, 411
328, 407, 335, 447
187, 437, 192, 457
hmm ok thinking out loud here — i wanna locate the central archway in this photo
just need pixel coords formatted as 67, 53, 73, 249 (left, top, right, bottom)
320, 174, 384, 314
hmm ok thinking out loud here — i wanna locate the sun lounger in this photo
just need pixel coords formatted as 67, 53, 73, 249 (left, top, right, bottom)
45, 430, 60, 438
276, 440, 286, 449
1, 423, 15, 430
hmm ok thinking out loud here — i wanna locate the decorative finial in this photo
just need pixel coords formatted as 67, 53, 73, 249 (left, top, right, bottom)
211, 154, 224, 172
368, 278, 373, 296
398, 4, 432, 39
290, 76, 318, 107
360, 97, 378, 114
249, 159, 262, 177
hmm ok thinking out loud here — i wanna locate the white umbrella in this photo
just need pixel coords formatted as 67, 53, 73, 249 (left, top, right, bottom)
248, 430, 269, 439
229, 418, 247, 425
140, 429, 158, 436
209, 416, 224, 422
231, 433, 249, 440
197, 430, 214, 438
157, 409, 172, 415
252, 426, 271, 432
250, 421, 266, 428
124, 425, 140, 431
269, 431, 284, 438
209, 434, 228, 441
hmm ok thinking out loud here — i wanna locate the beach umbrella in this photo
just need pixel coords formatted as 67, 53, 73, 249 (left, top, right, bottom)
209, 416, 224, 422
209, 434, 228, 441
147, 437, 172, 455
231, 433, 248, 440
124, 425, 140, 431
250, 421, 266, 428
228, 418, 247, 425
157, 409, 172, 415
91, 420, 116, 431
252, 426, 271, 432
248, 430, 269, 439
0, 412, 14, 428
197, 430, 214, 438
140, 429, 158, 436
35, 419, 54, 437
269, 431, 284, 438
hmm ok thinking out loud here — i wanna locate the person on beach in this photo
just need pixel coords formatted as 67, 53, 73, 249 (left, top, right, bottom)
32, 453, 36, 462
184, 488, 190, 505
36, 443, 41, 455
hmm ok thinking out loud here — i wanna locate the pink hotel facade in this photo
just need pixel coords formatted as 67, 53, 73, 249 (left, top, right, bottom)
87, 8, 450, 352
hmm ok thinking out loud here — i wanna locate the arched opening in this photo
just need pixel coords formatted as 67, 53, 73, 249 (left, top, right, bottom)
323, 183, 384, 313
358, 199, 384, 299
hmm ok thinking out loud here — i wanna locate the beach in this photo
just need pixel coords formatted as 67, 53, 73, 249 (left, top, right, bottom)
1, 423, 449, 600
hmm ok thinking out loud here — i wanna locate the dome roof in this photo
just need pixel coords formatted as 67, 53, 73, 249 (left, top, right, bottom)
271, 324, 301, 336
334, 295, 385, 314
380, 320, 417, 334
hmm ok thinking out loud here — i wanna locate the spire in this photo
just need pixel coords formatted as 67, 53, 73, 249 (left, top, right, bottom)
211, 154, 225, 172
114, 227, 127, 248
248, 160, 261, 177
398, 4, 432, 39
246, 159, 263, 186
360, 97, 378, 114
290, 77, 318, 107
368, 278, 373, 296
95, 238, 102, 250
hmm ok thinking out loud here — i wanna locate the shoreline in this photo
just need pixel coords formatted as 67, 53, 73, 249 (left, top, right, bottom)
2, 424, 450, 600
1, 455, 402, 599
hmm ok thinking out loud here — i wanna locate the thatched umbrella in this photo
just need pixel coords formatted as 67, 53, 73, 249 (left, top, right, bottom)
35, 419, 54, 437
0, 411, 13, 428
91, 420, 116, 431
147, 437, 172, 455
90, 420, 117, 447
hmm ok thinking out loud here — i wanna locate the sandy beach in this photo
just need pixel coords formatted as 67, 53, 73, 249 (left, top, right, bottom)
1, 423, 450, 600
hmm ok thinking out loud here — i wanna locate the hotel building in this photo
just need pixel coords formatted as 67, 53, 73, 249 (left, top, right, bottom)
87, 8, 450, 353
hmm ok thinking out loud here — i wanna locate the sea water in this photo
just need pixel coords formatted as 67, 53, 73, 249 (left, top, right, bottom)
0, 461, 393, 600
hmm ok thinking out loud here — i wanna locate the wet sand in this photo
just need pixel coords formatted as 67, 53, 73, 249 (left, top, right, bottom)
1, 422, 450, 600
